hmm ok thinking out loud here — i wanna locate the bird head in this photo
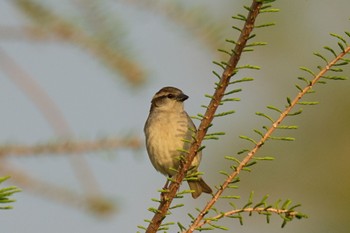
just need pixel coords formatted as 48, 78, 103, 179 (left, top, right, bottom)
150, 86, 189, 112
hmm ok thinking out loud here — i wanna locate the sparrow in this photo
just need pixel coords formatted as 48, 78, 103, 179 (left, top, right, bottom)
144, 86, 212, 198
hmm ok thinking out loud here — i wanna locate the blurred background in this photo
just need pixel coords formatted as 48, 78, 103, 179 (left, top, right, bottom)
0, 0, 350, 232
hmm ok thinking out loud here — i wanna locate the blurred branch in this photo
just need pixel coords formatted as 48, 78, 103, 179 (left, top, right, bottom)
0, 46, 70, 136
0, 162, 116, 216
0, 0, 145, 214
118, 0, 226, 55
0, 42, 100, 199
0, 176, 21, 210
10, 0, 145, 85
0, 26, 50, 41
0, 137, 142, 157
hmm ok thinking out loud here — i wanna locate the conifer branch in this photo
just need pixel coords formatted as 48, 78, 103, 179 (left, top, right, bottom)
195, 207, 305, 230
185, 33, 350, 233
0, 176, 21, 210
145, 1, 264, 232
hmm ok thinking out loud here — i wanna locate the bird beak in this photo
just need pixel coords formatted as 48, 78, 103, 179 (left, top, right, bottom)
176, 93, 189, 102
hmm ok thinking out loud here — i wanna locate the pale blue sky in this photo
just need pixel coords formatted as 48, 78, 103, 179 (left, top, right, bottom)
1, 1, 350, 233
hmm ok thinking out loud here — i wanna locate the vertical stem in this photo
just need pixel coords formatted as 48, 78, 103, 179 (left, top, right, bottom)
186, 36, 350, 233
145, 1, 263, 232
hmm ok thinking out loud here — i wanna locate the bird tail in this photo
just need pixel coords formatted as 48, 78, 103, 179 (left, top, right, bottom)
187, 177, 212, 199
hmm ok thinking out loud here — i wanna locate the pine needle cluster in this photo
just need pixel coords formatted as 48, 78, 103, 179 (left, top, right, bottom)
139, 1, 350, 232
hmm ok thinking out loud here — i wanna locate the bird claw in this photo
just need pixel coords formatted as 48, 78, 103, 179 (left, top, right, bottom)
159, 178, 173, 201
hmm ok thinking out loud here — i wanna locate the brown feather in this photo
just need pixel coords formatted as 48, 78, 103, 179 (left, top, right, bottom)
187, 177, 212, 199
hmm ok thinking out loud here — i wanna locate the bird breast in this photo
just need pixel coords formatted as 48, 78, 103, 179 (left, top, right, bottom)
145, 110, 195, 176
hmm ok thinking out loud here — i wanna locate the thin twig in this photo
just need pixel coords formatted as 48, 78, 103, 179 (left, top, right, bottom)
145, 1, 264, 233
197, 207, 300, 229
185, 40, 350, 232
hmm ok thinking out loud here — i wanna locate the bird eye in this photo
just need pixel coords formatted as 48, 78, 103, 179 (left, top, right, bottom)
167, 94, 175, 99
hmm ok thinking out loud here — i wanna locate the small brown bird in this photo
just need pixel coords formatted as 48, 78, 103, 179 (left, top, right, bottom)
144, 86, 212, 198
